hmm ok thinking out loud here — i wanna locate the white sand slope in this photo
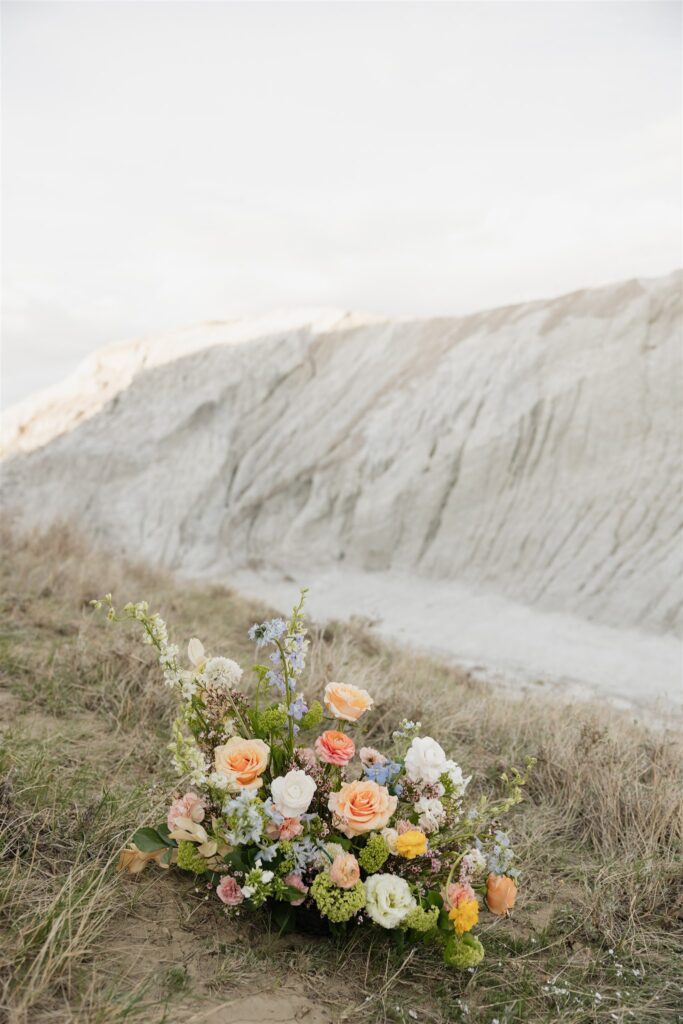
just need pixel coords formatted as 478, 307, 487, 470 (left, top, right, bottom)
2, 272, 682, 716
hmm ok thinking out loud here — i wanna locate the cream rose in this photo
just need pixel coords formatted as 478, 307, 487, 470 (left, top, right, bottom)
271, 769, 316, 818
324, 682, 374, 722
213, 736, 270, 790
364, 874, 416, 929
404, 736, 448, 785
328, 779, 397, 838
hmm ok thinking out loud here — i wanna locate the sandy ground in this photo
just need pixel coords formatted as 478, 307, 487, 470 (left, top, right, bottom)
225, 565, 682, 727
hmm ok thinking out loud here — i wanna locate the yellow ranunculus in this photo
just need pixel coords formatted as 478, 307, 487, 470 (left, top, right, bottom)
448, 898, 479, 935
395, 829, 428, 859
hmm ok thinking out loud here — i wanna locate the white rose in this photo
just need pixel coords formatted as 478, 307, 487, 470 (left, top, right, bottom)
444, 759, 471, 796
380, 827, 399, 854
203, 656, 243, 692
364, 874, 416, 929
270, 769, 316, 818
404, 736, 448, 785
414, 796, 445, 833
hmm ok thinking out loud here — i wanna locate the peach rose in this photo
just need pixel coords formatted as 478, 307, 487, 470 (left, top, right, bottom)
315, 729, 356, 766
213, 736, 270, 790
324, 682, 374, 722
328, 779, 397, 838
486, 873, 518, 916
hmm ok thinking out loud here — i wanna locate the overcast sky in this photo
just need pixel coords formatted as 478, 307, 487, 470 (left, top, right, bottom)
2, 1, 681, 408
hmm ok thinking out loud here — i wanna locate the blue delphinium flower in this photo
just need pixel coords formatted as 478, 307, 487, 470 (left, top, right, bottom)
364, 760, 402, 787
288, 695, 308, 721
223, 789, 264, 846
248, 618, 287, 647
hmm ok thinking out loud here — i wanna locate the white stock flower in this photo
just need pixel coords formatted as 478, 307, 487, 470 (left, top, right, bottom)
465, 847, 487, 877
364, 874, 416, 929
414, 796, 446, 833
260, 870, 274, 883
270, 769, 316, 818
203, 656, 243, 692
444, 759, 471, 795
404, 736, 448, 785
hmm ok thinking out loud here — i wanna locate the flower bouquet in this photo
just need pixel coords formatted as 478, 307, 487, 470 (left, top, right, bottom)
96, 591, 532, 969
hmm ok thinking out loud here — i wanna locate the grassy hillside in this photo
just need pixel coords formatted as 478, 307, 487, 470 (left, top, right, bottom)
0, 526, 681, 1024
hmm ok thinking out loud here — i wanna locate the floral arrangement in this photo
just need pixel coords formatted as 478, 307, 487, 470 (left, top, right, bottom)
96, 591, 532, 969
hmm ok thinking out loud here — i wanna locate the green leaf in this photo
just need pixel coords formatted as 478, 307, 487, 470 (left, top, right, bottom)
271, 904, 295, 934
132, 827, 171, 852
426, 890, 444, 909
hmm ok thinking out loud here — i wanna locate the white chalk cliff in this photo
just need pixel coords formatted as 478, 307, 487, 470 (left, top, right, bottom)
2, 273, 682, 714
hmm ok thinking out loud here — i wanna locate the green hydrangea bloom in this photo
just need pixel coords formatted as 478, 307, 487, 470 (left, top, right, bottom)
310, 873, 366, 922
258, 704, 289, 732
403, 904, 439, 933
276, 841, 296, 876
299, 700, 323, 730
443, 933, 485, 969
358, 833, 389, 874
176, 840, 207, 875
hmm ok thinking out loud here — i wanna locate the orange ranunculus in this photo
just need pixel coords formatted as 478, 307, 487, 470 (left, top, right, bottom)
315, 729, 356, 766
328, 779, 397, 838
328, 852, 361, 889
486, 873, 518, 915
214, 736, 270, 790
323, 682, 373, 722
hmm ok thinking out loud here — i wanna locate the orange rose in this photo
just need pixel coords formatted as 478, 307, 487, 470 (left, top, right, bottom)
315, 729, 356, 766
486, 873, 517, 915
214, 736, 270, 790
324, 682, 374, 722
328, 779, 397, 837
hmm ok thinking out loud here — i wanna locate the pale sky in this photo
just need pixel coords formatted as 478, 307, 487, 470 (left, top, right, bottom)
2, 1, 681, 408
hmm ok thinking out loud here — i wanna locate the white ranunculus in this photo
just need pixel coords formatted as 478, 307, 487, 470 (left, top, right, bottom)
404, 736, 448, 785
414, 796, 446, 833
203, 656, 243, 692
270, 769, 316, 818
443, 759, 471, 796
364, 874, 416, 929
187, 637, 205, 668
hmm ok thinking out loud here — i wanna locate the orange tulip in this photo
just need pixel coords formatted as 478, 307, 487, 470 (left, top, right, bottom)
486, 873, 517, 915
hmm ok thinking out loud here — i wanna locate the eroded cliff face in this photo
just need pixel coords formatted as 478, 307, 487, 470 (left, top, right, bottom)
2, 272, 681, 637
